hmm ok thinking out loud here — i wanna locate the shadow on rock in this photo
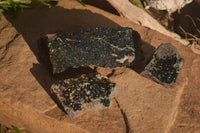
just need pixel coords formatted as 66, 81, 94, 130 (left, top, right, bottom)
4, 5, 120, 66
130, 41, 155, 73
6, 5, 121, 112
29, 63, 65, 112
4, 4, 155, 113
30, 63, 96, 112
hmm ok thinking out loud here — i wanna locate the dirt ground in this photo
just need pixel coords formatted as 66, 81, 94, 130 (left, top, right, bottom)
0, 0, 200, 133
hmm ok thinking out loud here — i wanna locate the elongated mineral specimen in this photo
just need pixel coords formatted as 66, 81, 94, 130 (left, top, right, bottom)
44, 27, 143, 74
51, 73, 117, 118
141, 43, 184, 88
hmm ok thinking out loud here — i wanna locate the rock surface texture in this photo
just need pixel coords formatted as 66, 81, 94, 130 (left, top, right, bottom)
142, 43, 184, 88
1, 0, 200, 133
51, 73, 117, 118
45, 27, 142, 74
144, 0, 192, 13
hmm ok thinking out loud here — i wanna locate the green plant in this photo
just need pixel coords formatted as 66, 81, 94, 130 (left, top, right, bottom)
0, 0, 85, 19
129, 0, 144, 9
12, 125, 21, 133
0, 0, 51, 12
0, 124, 22, 133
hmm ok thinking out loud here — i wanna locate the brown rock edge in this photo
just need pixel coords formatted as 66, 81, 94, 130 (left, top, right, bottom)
0, 0, 200, 133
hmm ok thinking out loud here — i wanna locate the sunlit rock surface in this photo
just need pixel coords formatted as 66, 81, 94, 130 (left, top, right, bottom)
141, 43, 184, 88
43, 27, 143, 74
51, 73, 117, 118
144, 0, 192, 13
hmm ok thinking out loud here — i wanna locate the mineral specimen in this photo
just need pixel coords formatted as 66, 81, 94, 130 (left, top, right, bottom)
141, 43, 184, 88
43, 27, 143, 74
51, 73, 117, 118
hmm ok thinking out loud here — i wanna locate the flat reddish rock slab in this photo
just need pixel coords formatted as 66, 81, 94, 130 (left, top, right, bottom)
108, 68, 187, 133
0, 0, 200, 133
0, 16, 125, 133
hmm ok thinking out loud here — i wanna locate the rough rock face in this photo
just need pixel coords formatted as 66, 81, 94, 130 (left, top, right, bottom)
141, 43, 184, 88
51, 73, 117, 118
43, 27, 143, 74
144, 0, 192, 13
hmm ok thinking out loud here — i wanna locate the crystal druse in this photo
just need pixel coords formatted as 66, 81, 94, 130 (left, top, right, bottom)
44, 27, 143, 74
51, 73, 117, 118
141, 43, 185, 88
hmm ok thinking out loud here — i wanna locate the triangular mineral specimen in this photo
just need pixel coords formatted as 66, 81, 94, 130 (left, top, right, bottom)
141, 43, 184, 88
51, 73, 117, 118
43, 27, 143, 74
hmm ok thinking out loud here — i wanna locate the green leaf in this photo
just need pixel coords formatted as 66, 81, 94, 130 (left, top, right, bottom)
19, 4, 30, 8
16, 0, 32, 3
18, 4, 30, 12
76, 0, 86, 7
7, 0, 14, 5
0, 9, 3, 19
0, 9, 3, 13
12, 126, 21, 133
32, 0, 51, 8
13, 4, 18, 11
129, 0, 144, 9
0, 4, 11, 11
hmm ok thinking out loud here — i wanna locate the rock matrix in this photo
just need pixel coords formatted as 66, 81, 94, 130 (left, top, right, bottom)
51, 73, 117, 118
44, 27, 142, 74
142, 43, 185, 88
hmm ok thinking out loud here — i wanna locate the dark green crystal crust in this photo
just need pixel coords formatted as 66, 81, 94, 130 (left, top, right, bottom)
142, 43, 184, 88
51, 73, 117, 118
47, 27, 142, 74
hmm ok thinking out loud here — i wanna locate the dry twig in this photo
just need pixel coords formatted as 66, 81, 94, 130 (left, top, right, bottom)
179, 15, 200, 50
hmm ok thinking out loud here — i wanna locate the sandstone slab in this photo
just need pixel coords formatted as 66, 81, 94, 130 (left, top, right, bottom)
0, 0, 200, 133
